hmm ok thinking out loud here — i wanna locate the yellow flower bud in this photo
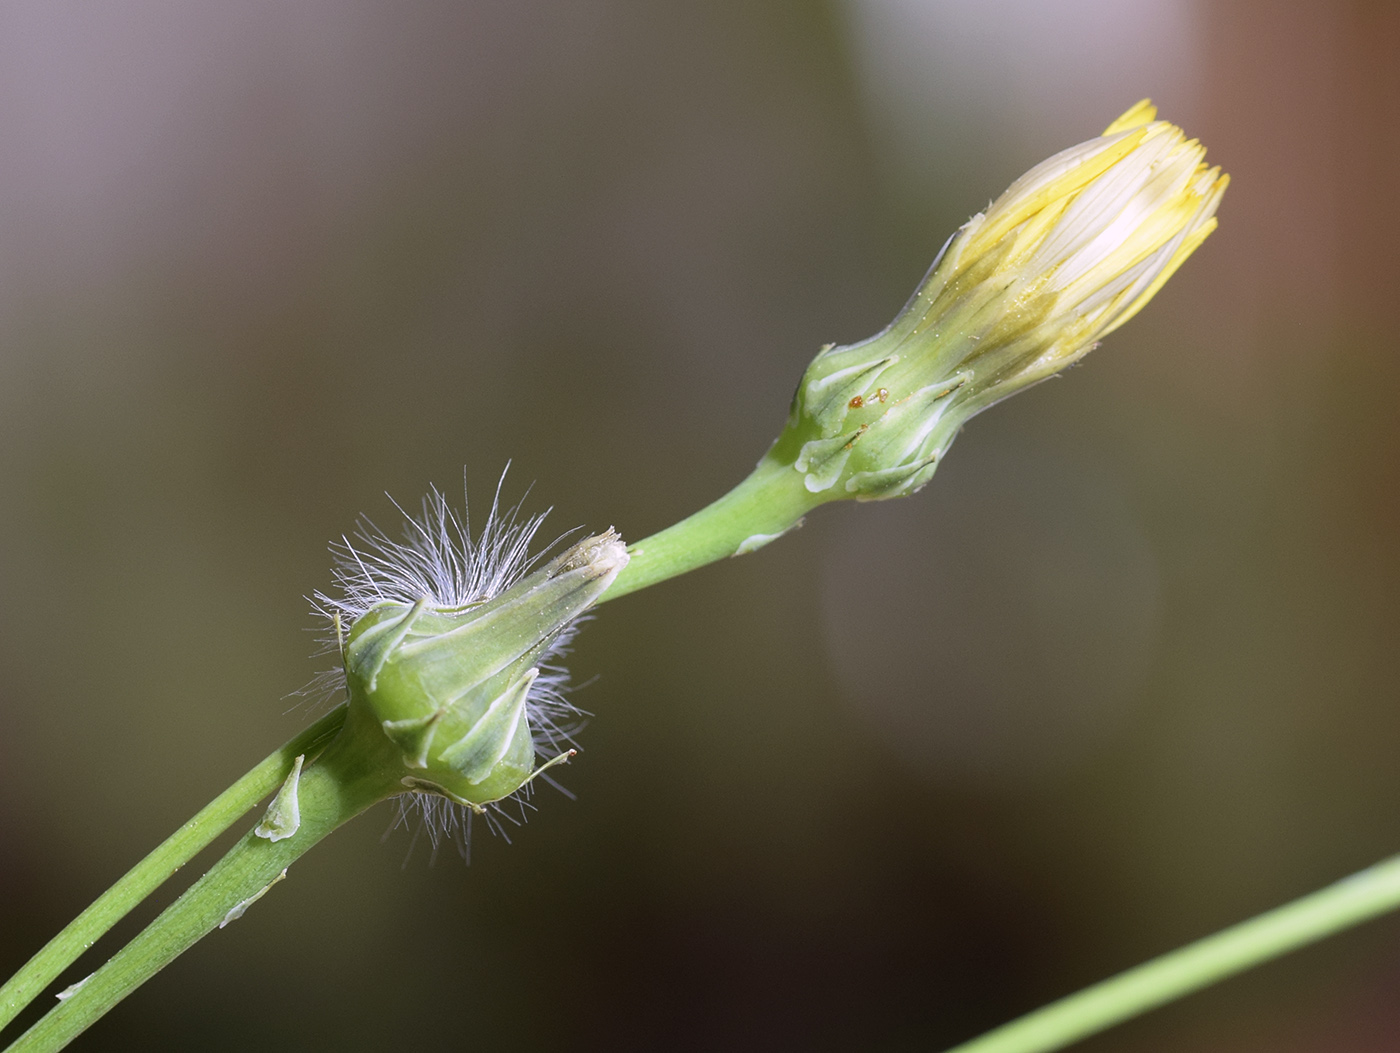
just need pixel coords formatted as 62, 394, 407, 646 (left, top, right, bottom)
781, 100, 1227, 500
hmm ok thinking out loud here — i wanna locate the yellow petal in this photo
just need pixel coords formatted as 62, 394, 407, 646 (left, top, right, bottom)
1097, 211, 1220, 337
961, 127, 1149, 263
1103, 99, 1158, 135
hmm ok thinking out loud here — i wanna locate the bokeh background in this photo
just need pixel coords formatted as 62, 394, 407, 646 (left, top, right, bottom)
1, 2, 1398, 1050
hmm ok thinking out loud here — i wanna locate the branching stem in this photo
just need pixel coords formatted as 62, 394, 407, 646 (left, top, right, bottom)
0, 706, 346, 1035
4, 706, 394, 1053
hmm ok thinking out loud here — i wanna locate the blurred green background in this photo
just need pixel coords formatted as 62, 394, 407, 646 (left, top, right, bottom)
2, 2, 1398, 1050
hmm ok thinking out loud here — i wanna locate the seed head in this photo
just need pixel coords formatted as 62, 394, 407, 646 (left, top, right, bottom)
313, 481, 627, 831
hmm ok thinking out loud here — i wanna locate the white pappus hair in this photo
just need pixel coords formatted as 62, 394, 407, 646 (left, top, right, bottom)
308, 471, 589, 860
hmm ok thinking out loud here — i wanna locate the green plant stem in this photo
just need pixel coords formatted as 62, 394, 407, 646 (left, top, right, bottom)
602, 454, 822, 603
30, 446, 1400, 1053
943, 851, 1400, 1053
0, 450, 810, 1046
1, 447, 806, 1043
5, 710, 398, 1053
0, 705, 347, 1034
603, 451, 1400, 1053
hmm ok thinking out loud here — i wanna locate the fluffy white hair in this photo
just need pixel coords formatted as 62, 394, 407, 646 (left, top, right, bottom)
307, 471, 588, 860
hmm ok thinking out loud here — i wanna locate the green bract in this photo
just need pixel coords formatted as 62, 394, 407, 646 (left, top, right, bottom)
342, 530, 628, 809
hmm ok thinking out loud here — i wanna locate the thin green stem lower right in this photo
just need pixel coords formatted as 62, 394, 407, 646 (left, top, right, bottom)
0, 705, 346, 1034
943, 851, 1400, 1053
